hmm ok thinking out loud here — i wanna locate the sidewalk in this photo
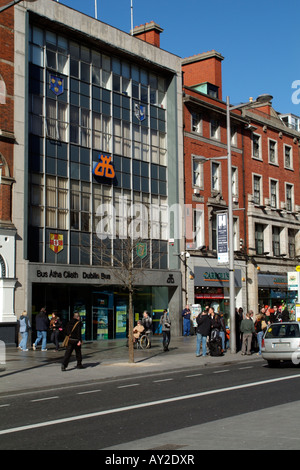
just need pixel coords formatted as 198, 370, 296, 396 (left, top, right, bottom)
0, 336, 262, 395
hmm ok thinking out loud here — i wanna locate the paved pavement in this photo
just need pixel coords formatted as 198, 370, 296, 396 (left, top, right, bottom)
0, 335, 262, 395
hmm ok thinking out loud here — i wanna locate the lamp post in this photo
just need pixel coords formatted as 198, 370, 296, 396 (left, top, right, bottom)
226, 94, 273, 353
0, 0, 38, 13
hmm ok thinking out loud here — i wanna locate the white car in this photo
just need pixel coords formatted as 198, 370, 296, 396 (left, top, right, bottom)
262, 322, 300, 367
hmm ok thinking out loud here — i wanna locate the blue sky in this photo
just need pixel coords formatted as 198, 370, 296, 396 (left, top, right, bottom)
56, 0, 299, 115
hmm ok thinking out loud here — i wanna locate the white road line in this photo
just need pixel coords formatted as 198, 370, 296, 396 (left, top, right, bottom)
0, 404, 10, 408
1, 373, 300, 436
213, 370, 229, 374
185, 374, 203, 378
153, 378, 174, 383
77, 390, 102, 395
239, 366, 253, 370
31, 396, 59, 403
117, 384, 140, 389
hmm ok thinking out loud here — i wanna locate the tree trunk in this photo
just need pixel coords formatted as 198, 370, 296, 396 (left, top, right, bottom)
128, 289, 134, 363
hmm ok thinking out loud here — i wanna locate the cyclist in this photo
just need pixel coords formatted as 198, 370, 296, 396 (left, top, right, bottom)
141, 310, 152, 348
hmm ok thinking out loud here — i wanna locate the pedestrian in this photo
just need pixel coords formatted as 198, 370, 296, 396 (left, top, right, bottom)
218, 312, 227, 352
254, 313, 266, 356
240, 312, 255, 355
141, 310, 152, 348
181, 305, 191, 336
61, 312, 84, 371
50, 312, 63, 351
18, 311, 31, 351
33, 308, 49, 351
160, 309, 171, 351
195, 308, 211, 357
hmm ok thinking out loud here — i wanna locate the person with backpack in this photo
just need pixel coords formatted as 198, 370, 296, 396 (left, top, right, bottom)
195, 308, 212, 357
18, 311, 31, 351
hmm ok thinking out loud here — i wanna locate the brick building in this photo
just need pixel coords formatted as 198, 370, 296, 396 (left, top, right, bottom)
0, 0, 17, 342
182, 51, 300, 322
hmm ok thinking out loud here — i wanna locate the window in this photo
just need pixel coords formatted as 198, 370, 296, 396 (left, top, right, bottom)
232, 167, 238, 197
288, 229, 296, 258
46, 99, 68, 141
252, 133, 261, 159
211, 162, 220, 191
272, 226, 280, 256
193, 209, 204, 249
253, 175, 262, 205
30, 173, 44, 226
210, 119, 220, 140
46, 176, 68, 229
286, 184, 294, 212
255, 223, 264, 255
270, 180, 278, 208
268, 139, 277, 164
191, 113, 201, 133
284, 145, 293, 169
192, 157, 203, 188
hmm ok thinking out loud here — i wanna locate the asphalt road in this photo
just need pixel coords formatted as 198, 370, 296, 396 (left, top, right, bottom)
1, 360, 300, 450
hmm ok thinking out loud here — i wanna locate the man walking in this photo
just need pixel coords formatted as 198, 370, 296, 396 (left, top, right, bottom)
182, 305, 191, 336
61, 312, 84, 371
33, 308, 49, 351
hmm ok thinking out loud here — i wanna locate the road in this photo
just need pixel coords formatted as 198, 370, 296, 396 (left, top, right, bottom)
1, 359, 300, 451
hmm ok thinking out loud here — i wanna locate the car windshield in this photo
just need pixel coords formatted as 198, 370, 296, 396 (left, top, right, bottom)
265, 323, 300, 339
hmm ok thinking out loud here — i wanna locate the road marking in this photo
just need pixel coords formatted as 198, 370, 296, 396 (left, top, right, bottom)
31, 396, 59, 403
117, 384, 140, 389
153, 378, 174, 383
77, 390, 102, 395
0, 404, 10, 408
239, 366, 253, 370
213, 370, 229, 374
1, 373, 300, 436
185, 374, 203, 378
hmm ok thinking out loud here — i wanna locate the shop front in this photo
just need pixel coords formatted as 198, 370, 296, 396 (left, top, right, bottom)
193, 266, 242, 325
28, 264, 181, 341
258, 273, 296, 312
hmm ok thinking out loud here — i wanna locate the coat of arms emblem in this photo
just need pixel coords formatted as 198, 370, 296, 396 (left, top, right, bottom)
49, 75, 64, 96
50, 233, 64, 253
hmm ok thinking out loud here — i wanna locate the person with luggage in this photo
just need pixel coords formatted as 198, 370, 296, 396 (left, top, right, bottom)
195, 308, 212, 357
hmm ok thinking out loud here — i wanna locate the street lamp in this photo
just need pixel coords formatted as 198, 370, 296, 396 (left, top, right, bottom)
0, 0, 38, 14
226, 93, 273, 353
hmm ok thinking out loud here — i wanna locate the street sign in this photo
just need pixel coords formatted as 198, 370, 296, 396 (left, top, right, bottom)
217, 212, 228, 264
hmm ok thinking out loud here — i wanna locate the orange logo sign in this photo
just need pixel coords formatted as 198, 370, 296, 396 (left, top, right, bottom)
93, 155, 115, 179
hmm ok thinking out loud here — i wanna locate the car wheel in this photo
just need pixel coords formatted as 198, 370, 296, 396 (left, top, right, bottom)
267, 360, 280, 368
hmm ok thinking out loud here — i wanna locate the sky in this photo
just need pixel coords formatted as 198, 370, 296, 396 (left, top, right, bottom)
55, 0, 300, 115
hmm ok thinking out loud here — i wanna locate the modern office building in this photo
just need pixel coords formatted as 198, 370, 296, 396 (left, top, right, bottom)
0, 0, 184, 342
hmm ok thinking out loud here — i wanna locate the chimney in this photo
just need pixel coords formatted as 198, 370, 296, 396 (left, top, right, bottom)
132, 22, 163, 48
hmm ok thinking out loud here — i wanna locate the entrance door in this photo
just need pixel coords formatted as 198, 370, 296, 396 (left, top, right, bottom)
92, 292, 114, 340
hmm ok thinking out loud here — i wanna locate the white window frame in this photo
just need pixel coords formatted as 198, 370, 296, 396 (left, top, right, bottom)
192, 156, 204, 189
253, 174, 262, 205
191, 112, 202, 133
284, 144, 293, 170
252, 133, 262, 160
270, 179, 278, 209
268, 138, 278, 165
286, 183, 294, 212
210, 118, 220, 140
211, 161, 221, 192
193, 209, 204, 249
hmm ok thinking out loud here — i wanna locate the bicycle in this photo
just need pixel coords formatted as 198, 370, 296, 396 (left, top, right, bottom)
136, 333, 149, 350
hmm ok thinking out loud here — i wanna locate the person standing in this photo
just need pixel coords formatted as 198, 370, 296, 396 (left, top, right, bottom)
61, 312, 83, 371
182, 305, 191, 336
240, 312, 255, 355
160, 309, 171, 351
33, 308, 49, 351
141, 310, 152, 348
50, 312, 63, 351
18, 311, 31, 351
195, 308, 212, 357
254, 313, 266, 356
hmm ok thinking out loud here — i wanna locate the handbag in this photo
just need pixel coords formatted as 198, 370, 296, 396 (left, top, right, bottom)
62, 321, 80, 348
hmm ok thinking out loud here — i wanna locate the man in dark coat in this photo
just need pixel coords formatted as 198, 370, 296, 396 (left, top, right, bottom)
61, 312, 83, 371
33, 308, 49, 351
195, 309, 212, 357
